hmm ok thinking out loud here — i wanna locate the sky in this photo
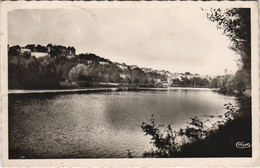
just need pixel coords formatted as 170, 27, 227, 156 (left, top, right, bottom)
8, 8, 238, 76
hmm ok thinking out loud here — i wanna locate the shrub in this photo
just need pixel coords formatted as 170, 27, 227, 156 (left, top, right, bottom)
141, 103, 244, 157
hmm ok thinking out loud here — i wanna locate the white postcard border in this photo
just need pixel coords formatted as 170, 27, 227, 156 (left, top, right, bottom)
1, 1, 259, 167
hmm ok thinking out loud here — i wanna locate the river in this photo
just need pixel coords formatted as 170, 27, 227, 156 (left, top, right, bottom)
8, 88, 236, 158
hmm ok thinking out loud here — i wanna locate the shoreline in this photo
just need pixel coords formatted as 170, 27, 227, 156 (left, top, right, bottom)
139, 87, 215, 91
8, 87, 216, 94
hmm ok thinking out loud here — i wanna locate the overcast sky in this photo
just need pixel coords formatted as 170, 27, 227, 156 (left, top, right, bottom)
8, 8, 238, 75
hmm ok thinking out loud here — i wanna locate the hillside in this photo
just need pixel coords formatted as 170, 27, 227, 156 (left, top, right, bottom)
8, 44, 211, 89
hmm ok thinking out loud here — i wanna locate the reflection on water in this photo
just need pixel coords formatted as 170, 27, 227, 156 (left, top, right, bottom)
9, 89, 236, 158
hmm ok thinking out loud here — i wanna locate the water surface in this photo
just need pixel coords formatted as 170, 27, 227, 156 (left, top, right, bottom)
9, 89, 236, 158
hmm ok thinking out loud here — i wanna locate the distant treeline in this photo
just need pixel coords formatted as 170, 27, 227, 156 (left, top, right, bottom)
8, 43, 249, 92
171, 77, 209, 88
8, 44, 168, 89
209, 69, 250, 94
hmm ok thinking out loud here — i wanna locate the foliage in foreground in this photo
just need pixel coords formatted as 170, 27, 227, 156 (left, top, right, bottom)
141, 98, 251, 157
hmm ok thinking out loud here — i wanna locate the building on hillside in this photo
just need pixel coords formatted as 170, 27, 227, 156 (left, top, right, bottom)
117, 64, 128, 70
67, 55, 75, 59
162, 82, 170, 87
99, 61, 109, 65
87, 60, 93, 64
172, 73, 183, 80
130, 65, 138, 70
47, 46, 51, 53
31, 52, 49, 58
167, 78, 173, 84
67, 46, 76, 56
20, 48, 32, 57
186, 75, 193, 79
154, 79, 161, 83
119, 73, 127, 79
20, 48, 31, 54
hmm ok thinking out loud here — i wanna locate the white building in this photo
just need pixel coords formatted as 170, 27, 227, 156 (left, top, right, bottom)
20, 48, 31, 54
31, 52, 49, 58
99, 61, 109, 65
119, 73, 127, 79
67, 55, 75, 59
87, 60, 93, 64
154, 79, 161, 83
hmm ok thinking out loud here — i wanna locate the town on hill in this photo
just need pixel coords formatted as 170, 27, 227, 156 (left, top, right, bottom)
8, 44, 231, 90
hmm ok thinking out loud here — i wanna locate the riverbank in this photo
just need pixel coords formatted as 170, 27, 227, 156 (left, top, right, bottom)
212, 87, 251, 98
140, 87, 215, 91
8, 86, 216, 94
8, 87, 125, 94
175, 96, 252, 157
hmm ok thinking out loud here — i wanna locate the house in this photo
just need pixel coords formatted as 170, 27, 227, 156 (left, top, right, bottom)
117, 63, 128, 70
20, 48, 31, 54
154, 79, 161, 83
67, 46, 76, 56
119, 73, 127, 79
31, 52, 49, 58
186, 75, 193, 79
99, 61, 109, 65
129, 65, 138, 70
67, 55, 75, 59
19, 48, 32, 57
87, 60, 93, 64
167, 78, 173, 84
47, 46, 51, 53
162, 82, 170, 87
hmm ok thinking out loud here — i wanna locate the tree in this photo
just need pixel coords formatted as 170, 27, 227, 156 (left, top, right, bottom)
172, 79, 180, 86
35, 45, 48, 52
97, 73, 105, 82
235, 69, 250, 94
62, 62, 75, 80
8, 45, 21, 56
182, 77, 191, 86
38, 56, 60, 88
75, 64, 89, 80
209, 76, 219, 88
207, 8, 251, 88
111, 73, 121, 83
68, 64, 91, 82
46, 43, 53, 48
68, 67, 78, 82
124, 76, 131, 84
147, 77, 154, 84
132, 77, 139, 84
25, 44, 35, 52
